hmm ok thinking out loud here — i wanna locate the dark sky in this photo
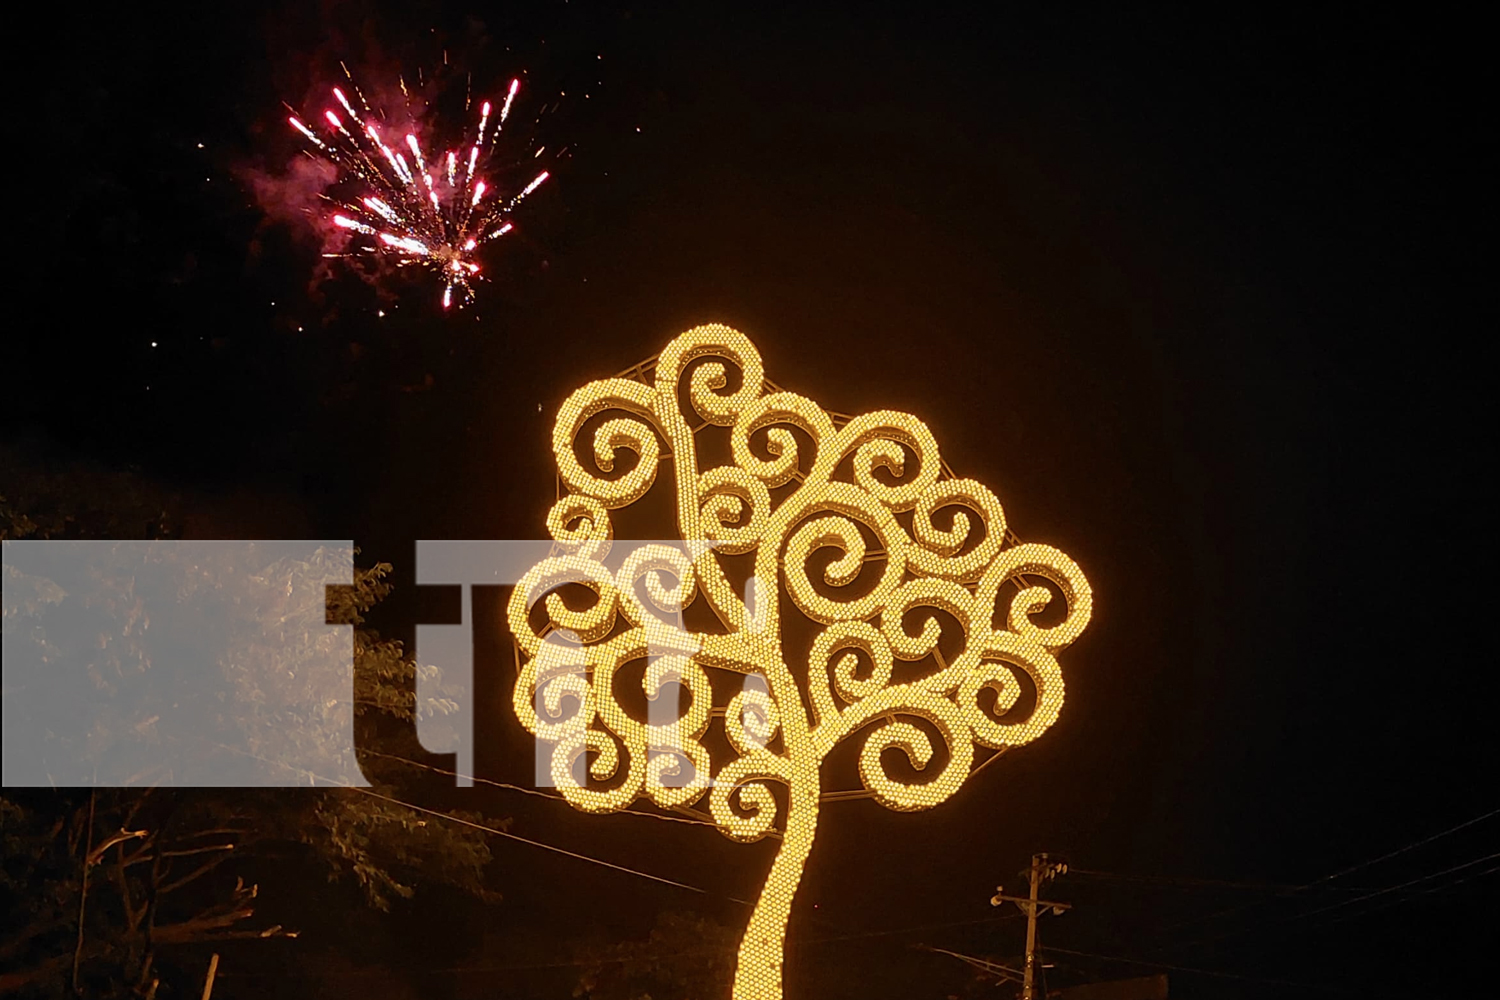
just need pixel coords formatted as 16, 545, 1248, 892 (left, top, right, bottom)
13, 3, 1495, 998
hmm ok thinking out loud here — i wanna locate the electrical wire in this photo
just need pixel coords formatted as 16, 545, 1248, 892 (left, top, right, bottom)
918, 944, 1023, 984
1066, 869, 1377, 893
1311, 864, 1500, 931
356, 745, 726, 830
1276, 851, 1500, 926
810, 911, 1022, 945
1151, 805, 1500, 947
1161, 841, 1500, 958
350, 785, 748, 902
1306, 806, 1500, 885
201, 738, 749, 903
1042, 945, 1346, 993
1066, 867, 1438, 897
218, 911, 1028, 977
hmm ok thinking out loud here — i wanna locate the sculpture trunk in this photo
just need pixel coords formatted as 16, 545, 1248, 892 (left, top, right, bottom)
731, 786, 820, 999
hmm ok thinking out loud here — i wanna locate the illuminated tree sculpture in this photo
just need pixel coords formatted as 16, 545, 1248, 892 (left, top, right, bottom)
508, 325, 1092, 1000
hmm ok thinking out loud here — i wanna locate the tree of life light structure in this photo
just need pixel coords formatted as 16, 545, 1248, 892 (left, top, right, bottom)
507, 325, 1091, 1000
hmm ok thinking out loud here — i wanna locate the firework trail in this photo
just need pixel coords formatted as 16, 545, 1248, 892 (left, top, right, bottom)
287, 69, 549, 309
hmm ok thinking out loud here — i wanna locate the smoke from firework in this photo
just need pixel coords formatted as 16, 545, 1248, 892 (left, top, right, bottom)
283, 62, 550, 310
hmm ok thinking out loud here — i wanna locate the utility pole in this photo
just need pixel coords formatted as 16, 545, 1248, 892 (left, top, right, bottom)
991, 853, 1070, 1000
1022, 854, 1042, 999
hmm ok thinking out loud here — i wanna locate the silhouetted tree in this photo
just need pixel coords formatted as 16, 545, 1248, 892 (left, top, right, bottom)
1, 450, 497, 997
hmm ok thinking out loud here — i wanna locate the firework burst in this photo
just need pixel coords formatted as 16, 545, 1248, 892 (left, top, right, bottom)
287, 66, 549, 310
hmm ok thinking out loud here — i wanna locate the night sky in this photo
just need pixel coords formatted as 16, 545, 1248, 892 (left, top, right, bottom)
13, 3, 1495, 997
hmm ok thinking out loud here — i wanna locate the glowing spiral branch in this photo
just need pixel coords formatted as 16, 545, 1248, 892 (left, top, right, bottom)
509, 325, 1093, 999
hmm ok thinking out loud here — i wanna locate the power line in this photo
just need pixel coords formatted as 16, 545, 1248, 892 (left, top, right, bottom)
1042, 945, 1346, 993
201, 738, 748, 903
1305, 807, 1500, 887
918, 944, 1023, 985
1152, 805, 1500, 948
202, 738, 1044, 925
1279, 851, 1500, 926
812, 911, 1022, 945
1066, 869, 1379, 893
1164, 842, 1500, 958
1395, 863, 1500, 900
350, 785, 749, 902
1311, 864, 1500, 931
218, 912, 1028, 977
1070, 868, 1295, 890
356, 746, 726, 830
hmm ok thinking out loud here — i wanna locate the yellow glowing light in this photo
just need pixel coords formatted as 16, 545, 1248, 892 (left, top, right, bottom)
509, 325, 1091, 999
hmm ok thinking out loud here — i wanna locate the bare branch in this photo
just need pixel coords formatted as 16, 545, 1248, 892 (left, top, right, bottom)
159, 842, 237, 859
0, 915, 71, 962
120, 787, 155, 829
86, 828, 149, 868
157, 853, 235, 896
170, 827, 248, 840
149, 912, 253, 945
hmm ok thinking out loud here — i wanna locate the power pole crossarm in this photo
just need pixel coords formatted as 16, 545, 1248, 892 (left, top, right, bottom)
990, 893, 1071, 915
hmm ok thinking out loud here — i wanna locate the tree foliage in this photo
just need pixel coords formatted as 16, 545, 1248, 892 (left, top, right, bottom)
573, 911, 739, 1000
1, 450, 498, 997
